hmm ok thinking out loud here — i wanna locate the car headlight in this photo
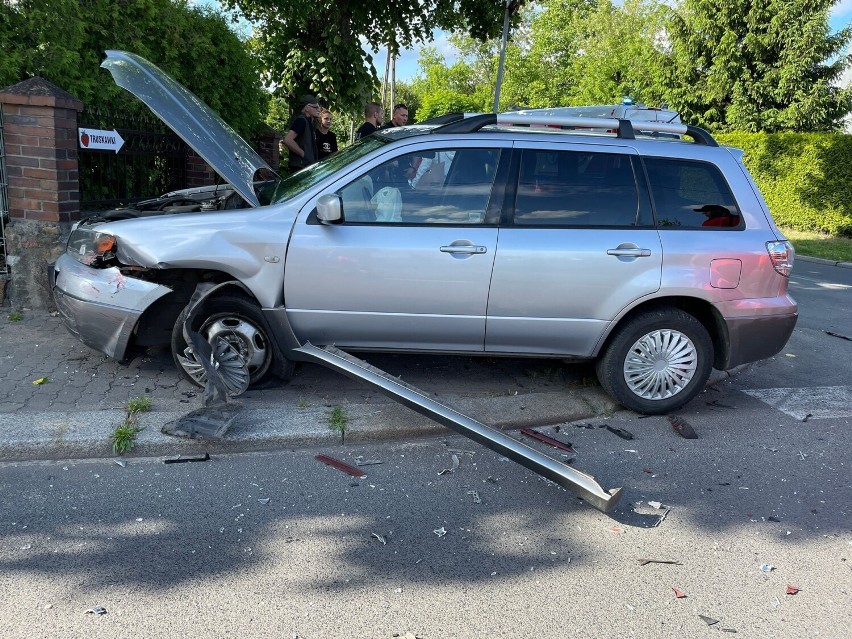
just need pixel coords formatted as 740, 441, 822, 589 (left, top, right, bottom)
67, 228, 117, 266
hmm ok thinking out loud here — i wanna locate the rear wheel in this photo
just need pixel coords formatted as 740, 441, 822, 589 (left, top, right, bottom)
596, 309, 713, 415
171, 295, 292, 393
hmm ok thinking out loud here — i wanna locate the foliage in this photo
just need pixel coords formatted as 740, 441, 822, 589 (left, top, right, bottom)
781, 228, 852, 262
328, 405, 349, 443
664, 0, 852, 132
225, 0, 511, 119
717, 132, 852, 236
7, 310, 23, 322
1, 0, 266, 137
110, 395, 152, 455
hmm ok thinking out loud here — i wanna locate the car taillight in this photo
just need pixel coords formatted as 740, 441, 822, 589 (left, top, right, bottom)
766, 240, 794, 277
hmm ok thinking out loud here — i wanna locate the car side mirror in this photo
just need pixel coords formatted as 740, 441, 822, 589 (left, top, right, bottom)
316, 194, 342, 224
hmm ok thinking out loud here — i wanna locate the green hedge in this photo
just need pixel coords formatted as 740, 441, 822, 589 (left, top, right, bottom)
716, 133, 852, 237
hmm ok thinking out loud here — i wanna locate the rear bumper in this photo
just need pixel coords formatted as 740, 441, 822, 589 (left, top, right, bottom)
51, 253, 172, 360
718, 295, 798, 369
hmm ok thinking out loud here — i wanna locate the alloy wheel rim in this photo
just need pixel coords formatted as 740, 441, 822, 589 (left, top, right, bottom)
623, 329, 698, 400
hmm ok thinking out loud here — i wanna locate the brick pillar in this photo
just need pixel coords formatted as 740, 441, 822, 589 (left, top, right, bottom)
254, 127, 281, 172
0, 77, 83, 310
185, 149, 217, 188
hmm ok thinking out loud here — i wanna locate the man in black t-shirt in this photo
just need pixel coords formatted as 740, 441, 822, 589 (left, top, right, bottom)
283, 95, 320, 173
316, 107, 338, 159
355, 102, 384, 140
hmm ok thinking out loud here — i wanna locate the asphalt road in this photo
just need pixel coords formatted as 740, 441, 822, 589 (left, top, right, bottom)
0, 261, 849, 638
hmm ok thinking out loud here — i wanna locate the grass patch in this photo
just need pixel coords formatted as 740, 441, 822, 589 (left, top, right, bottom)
111, 395, 152, 455
328, 405, 349, 444
781, 228, 852, 263
8, 310, 23, 322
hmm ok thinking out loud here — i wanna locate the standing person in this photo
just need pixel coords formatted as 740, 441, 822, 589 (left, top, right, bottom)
283, 95, 320, 173
316, 107, 338, 160
355, 102, 384, 140
380, 103, 409, 129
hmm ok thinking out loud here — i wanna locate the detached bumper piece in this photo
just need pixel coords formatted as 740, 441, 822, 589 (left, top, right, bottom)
294, 343, 623, 513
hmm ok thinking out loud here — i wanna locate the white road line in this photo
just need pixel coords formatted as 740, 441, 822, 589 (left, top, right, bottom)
741, 386, 852, 420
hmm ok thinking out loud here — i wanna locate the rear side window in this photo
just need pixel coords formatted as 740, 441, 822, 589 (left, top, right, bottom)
512, 150, 640, 227
644, 157, 742, 229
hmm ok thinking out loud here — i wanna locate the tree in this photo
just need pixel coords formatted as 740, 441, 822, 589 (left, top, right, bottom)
664, 0, 852, 132
223, 0, 511, 117
0, 0, 266, 137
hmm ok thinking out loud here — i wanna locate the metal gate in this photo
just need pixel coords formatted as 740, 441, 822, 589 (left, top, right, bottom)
0, 107, 9, 278
78, 106, 188, 210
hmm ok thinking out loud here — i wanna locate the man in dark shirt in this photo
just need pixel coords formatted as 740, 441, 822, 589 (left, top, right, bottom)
316, 107, 338, 160
380, 103, 409, 129
283, 95, 320, 173
355, 102, 384, 140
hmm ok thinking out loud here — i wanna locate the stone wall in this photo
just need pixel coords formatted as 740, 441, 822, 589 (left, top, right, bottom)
0, 78, 83, 310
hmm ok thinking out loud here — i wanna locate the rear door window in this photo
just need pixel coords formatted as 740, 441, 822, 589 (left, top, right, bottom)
511, 149, 641, 227
643, 157, 743, 229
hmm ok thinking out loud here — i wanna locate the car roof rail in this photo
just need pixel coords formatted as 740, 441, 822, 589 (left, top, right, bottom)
432, 112, 718, 146
419, 112, 466, 125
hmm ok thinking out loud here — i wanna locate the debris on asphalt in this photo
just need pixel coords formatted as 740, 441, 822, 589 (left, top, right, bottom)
19, 544, 31, 550
519, 428, 574, 452
802, 413, 813, 423
438, 454, 460, 476
315, 454, 366, 478
163, 452, 211, 464
114, 459, 127, 468
786, 585, 801, 595
606, 425, 634, 440
760, 563, 775, 572
767, 516, 781, 522
825, 330, 852, 341
257, 498, 270, 505
672, 587, 687, 598
654, 508, 671, 527
467, 490, 482, 504
32, 377, 48, 385
371, 533, 387, 545
706, 399, 735, 409
161, 405, 241, 439
698, 615, 719, 627
638, 558, 682, 566
799, 450, 807, 461
353, 456, 383, 466
668, 415, 698, 439
648, 500, 663, 509
433, 527, 447, 537
642, 467, 654, 474
85, 606, 107, 615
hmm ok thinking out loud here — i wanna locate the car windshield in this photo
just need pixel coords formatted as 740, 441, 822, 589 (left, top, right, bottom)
262, 135, 390, 205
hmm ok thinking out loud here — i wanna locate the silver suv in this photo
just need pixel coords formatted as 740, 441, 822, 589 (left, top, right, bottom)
51, 51, 797, 415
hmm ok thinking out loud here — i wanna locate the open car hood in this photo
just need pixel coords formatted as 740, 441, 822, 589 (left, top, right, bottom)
101, 50, 274, 208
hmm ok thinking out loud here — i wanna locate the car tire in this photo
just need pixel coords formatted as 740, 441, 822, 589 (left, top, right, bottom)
171, 295, 294, 393
595, 309, 713, 415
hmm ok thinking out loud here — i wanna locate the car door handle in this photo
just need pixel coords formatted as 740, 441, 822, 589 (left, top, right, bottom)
440, 245, 487, 254
607, 248, 651, 257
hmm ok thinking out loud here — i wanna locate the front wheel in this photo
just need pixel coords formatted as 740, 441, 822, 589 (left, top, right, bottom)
596, 309, 713, 415
171, 295, 293, 394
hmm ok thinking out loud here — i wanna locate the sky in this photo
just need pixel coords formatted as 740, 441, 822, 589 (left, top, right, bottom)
196, 1, 852, 86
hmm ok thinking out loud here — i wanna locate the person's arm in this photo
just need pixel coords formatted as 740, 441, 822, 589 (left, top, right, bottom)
283, 130, 303, 157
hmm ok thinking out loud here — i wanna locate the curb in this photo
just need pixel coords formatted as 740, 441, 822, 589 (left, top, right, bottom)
796, 255, 852, 269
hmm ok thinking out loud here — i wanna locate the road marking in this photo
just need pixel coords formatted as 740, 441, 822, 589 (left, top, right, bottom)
741, 386, 852, 420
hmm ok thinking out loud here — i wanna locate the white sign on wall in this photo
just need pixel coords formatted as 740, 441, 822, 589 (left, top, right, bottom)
78, 128, 125, 153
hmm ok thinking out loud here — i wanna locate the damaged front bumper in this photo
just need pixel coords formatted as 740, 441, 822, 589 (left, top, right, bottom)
51, 252, 172, 360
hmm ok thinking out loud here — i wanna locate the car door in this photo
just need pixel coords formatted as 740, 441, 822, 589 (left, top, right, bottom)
284, 144, 506, 351
485, 142, 663, 356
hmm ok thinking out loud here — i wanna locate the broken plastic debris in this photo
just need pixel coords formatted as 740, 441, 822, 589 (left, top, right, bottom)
257, 498, 270, 505
19, 544, 31, 550
371, 533, 387, 545
163, 452, 211, 464
315, 454, 366, 478
786, 585, 801, 595
638, 558, 682, 566
433, 527, 447, 537
760, 564, 775, 572
606, 425, 634, 440
114, 459, 127, 468
672, 587, 686, 598
767, 516, 781, 522
354, 456, 383, 466
698, 615, 719, 626
438, 454, 460, 476
519, 428, 573, 452
648, 500, 663, 509
467, 490, 482, 504
85, 606, 107, 615
32, 377, 48, 385
668, 415, 698, 439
